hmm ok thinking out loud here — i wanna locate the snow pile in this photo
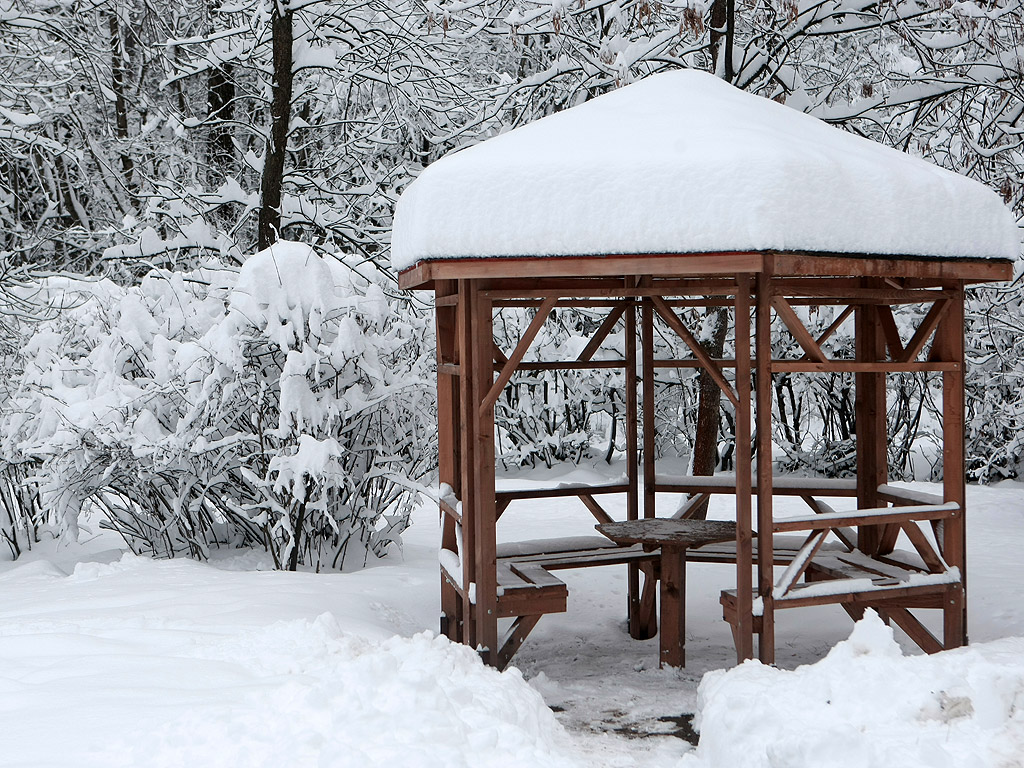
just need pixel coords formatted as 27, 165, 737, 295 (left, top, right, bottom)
0, 550, 581, 768
687, 611, 1024, 768
392, 70, 1019, 270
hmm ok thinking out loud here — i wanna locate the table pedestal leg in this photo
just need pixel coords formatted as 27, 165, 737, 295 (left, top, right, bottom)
659, 545, 686, 668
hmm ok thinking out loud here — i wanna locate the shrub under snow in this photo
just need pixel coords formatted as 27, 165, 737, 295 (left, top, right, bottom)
1, 241, 434, 569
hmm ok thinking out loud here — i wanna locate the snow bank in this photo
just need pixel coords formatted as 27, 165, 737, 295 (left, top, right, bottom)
0, 551, 581, 768
392, 70, 1019, 270
686, 611, 1024, 768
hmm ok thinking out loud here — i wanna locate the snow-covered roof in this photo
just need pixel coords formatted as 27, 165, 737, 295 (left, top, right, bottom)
391, 70, 1019, 274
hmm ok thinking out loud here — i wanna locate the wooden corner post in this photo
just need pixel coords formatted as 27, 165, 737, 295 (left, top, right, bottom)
734, 273, 755, 662
470, 281, 499, 664
437, 280, 462, 641
855, 281, 888, 554
936, 280, 967, 648
754, 270, 775, 663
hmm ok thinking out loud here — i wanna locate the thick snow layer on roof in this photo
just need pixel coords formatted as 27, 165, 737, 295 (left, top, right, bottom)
391, 70, 1020, 272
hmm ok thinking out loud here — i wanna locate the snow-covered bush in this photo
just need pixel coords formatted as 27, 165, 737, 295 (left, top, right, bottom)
1, 242, 434, 569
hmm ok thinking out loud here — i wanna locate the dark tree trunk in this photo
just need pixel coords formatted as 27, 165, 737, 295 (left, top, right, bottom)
689, 305, 729, 519
708, 0, 736, 80
207, 64, 236, 180
258, 2, 293, 249
108, 11, 136, 203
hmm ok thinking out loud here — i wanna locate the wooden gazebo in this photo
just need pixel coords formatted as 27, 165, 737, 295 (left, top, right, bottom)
393, 71, 1019, 669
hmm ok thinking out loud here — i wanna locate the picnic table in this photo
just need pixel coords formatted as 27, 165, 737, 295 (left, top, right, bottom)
597, 518, 737, 668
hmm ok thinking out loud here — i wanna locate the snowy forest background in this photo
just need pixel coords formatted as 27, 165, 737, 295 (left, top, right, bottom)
1, 0, 1022, 571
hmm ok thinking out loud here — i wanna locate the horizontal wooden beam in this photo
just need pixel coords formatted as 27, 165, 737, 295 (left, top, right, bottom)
773, 502, 958, 532
400, 251, 1010, 291
496, 483, 630, 501
772, 361, 959, 373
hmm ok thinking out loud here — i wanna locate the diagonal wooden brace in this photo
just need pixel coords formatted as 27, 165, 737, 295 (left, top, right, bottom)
651, 296, 739, 408
900, 299, 951, 363
772, 296, 827, 363
577, 304, 628, 362
480, 296, 557, 416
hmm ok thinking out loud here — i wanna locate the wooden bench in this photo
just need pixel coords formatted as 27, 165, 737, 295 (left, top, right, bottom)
721, 495, 961, 654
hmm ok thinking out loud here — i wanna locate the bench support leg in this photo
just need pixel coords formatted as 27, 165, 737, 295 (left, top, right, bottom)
496, 614, 542, 671
659, 546, 686, 668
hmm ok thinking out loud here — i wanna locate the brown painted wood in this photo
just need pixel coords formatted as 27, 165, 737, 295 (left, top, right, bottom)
657, 475, 858, 496
578, 304, 627, 362
660, 547, 686, 668
456, 280, 476, 648
899, 298, 951, 363
494, 498, 511, 522
798, 304, 855, 361
637, 562, 659, 637
735, 273, 756, 662
471, 283, 499, 662
885, 607, 944, 654
877, 484, 944, 506
404, 251, 766, 287
899, 522, 946, 574
399, 251, 1010, 290
772, 295, 827, 362
754, 270, 775, 663
877, 523, 902, 554
672, 492, 713, 520
624, 290, 644, 638
505, 545, 658, 570
480, 296, 557, 415
771, 252, 1011, 283
642, 296, 656, 522
439, 499, 461, 524
651, 296, 740, 408
495, 484, 629, 501
598, 519, 738, 548
772, 503, 956, 532
492, 341, 509, 365
798, 495, 856, 551
855, 288, 888, 555
772, 361, 959, 373
422, 248, 994, 670
579, 494, 615, 525
769, 581, 954, 609
517, 360, 627, 371
876, 306, 905, 360
774, 530, 829, 598
496, 614, 542, 671
938, 282, 967, 647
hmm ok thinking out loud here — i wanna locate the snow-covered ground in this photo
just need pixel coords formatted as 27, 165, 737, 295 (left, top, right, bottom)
2, 480, 1023, 767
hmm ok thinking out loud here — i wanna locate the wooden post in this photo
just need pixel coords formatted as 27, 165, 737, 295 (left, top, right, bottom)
456, 280, 477, 649
734, 273, 755, 662
937, 281, 967, 648
624, 285, 643, 637
470, 282, 499, 664
639, 288, 658, 639
754, 271, 775, 663
855, 281, 888, 554
642, 293, 656, 521
436, 279, 461, 641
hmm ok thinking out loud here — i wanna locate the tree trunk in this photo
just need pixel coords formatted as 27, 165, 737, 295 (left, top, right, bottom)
689, 305, 729, 519
258, 2, 293, 249
207, 64, 236, 181
108, 10, 136, 204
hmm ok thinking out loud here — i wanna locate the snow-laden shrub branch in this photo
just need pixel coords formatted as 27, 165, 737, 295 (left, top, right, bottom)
1, 241, 434, 569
